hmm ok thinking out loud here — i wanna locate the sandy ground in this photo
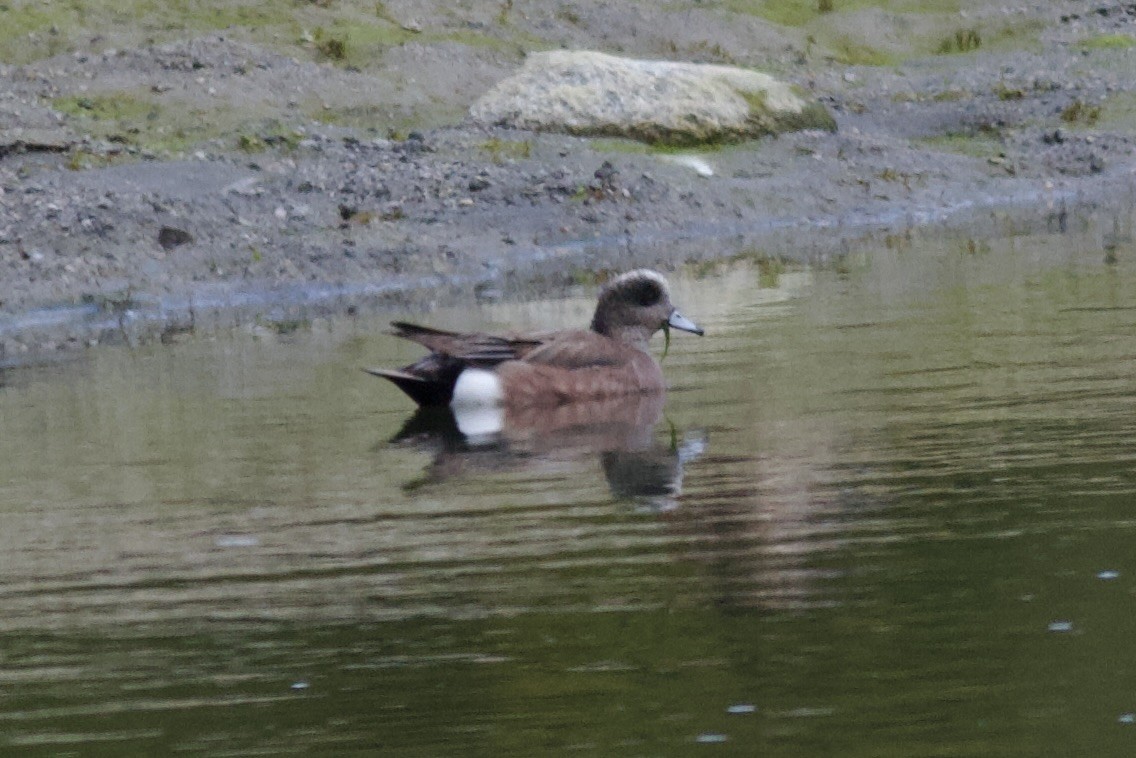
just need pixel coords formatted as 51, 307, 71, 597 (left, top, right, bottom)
2, 0, 1136, 361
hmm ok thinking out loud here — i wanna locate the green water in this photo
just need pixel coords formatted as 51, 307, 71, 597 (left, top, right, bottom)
2, 229, 1136, 756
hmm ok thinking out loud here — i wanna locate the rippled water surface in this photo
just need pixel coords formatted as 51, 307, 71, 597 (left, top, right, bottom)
3, 229, 1136, 756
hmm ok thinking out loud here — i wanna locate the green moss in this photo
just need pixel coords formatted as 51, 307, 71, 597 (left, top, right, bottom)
479, 137, 532, 163
54, 92, 159, 124
932, 89, 967, 102
1081, 33, 1136, 50
437, 26, 546, 54
589, 138, 652, 155
53, 90, 292, 156
739, 90, 836, 135
1096, 92, 1136, 132
0, 3, 82, 63
829, 36, 893, 65
722, 0, 826, 28
372, 1, 395, 23
718, 1, 1035, 64
980, 18, 1045, 54
739, 88, 770, 118
886, 0, 960, 12
935, 28, 981, 54
1060, 99, 1101, 126
721, 0, 960, 29
994, 82, 1024, 101
0, 0, 537, 70
919, 133, 1004, 160
236, 125, 303, 153
756, 255, 787, 288
0, 0, 357, 65
556, 7, 582, 25
53, 91, 183, 152
65, 148, 125, 171
312, 27, 348, 60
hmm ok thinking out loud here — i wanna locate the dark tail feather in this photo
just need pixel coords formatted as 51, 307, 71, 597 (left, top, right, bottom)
364, 368, 447, 407
390, 321, 451, 339
364, 351, 466, 406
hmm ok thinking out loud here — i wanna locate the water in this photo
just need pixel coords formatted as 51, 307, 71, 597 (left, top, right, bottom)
2, 228, 1136, 755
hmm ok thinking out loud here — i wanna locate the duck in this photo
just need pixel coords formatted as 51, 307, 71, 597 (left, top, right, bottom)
366, 269, 703, 411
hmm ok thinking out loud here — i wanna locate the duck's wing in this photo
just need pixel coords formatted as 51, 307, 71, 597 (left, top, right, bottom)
516, 329, 627, 369
389, 321, 543, 367
495, 331, 663, 404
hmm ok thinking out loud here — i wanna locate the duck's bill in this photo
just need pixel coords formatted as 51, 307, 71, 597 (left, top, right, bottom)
667, 310, 704, 336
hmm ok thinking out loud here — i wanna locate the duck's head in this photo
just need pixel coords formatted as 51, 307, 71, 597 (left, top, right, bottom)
590, 269, 703, 349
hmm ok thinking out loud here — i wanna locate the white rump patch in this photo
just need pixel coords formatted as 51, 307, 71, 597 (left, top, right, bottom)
451, 368, 504, 408
453, 404, 505, 439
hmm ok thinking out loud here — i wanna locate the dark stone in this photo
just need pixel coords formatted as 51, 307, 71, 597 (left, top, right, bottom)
158, 226, 193, 250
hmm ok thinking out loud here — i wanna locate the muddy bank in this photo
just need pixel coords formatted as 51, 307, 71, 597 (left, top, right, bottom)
3, 1, 1136, 362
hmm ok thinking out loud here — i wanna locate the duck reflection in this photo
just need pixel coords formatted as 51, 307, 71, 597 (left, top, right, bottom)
390, 392, 705, 511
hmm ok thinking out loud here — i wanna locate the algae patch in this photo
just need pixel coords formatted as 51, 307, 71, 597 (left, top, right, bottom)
479, 138, 532, 164
53, 90, 245, 155
1080, 33, 1136, 50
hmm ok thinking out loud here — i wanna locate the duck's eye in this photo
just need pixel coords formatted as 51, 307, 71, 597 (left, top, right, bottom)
628, 280, 662, 307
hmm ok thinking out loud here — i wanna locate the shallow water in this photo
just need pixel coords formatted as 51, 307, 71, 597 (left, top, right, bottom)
3, 229, 1136, 756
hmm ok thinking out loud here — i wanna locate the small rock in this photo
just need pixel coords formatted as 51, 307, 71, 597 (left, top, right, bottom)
595, 160, 618, 183
1043, 128, 1065, 145
158, 226, 193, 250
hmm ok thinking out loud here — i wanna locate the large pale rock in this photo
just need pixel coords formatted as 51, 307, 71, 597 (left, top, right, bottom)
470, 50, 835, 145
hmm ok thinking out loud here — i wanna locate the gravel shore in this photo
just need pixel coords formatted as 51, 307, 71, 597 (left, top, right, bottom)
3, 0, 1136, 361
